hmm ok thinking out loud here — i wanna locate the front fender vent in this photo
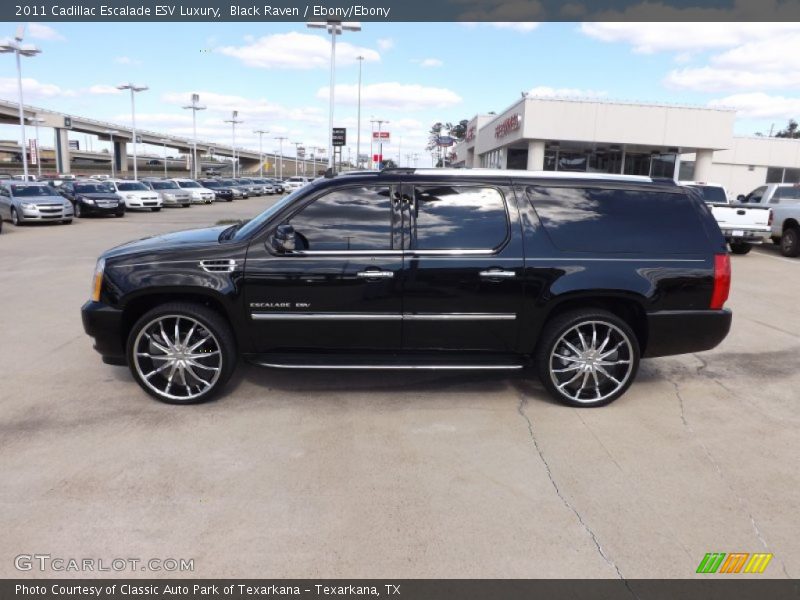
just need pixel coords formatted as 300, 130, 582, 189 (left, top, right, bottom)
199, 259, 238, 273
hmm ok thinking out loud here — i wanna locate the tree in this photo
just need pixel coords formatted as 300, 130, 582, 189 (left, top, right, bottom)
775, 119, 799, 139
426, 122, 443, 152
446, 119, 469, 141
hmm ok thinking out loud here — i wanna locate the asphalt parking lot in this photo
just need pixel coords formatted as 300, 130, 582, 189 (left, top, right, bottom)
0, 200, 798, 580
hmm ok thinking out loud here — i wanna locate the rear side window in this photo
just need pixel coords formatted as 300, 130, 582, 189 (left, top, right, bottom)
413, 186, 508, 251
288, 186, 392, 251
773, 186, 800, 203
528, 186, 708, 254
687, 185, 727, 203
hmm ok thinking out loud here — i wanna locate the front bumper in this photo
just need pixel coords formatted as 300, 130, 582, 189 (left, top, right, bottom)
80, 202, 124, 216
19, 205, 73, 221
81, 301, 126, 365
643, 309, 732, 358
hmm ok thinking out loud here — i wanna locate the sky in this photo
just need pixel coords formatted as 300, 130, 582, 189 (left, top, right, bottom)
1, 21, 800, 166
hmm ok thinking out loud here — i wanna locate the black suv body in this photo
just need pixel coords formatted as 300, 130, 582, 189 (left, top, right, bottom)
81, 170, 732, 406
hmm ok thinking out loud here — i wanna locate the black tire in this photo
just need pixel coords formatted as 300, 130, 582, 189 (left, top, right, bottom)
780, 227, 800, 258
11, 207, 22, 226
771, 236, 781, 245
535, 308, 640, 408
62, 219, 73, 225
183, 203, 191, 208
126, 302, 237, 405
729, 242, 752, 255
75, 203, 83, 218
151, 207, 162, 212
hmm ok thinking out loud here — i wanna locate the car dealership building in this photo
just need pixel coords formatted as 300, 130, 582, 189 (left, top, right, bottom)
452, 96, 800, 195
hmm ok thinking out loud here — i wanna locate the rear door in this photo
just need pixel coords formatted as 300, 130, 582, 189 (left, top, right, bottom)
243, 182, 404, 353
400, 181, 525, 353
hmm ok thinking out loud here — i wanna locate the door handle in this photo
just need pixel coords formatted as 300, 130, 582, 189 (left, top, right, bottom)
479, 269, 516, 279
357, 270, 394, 279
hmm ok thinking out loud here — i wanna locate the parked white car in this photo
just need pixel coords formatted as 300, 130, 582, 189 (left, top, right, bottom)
739, 183, 800, 257
283, 176, 311, 191
680, 181, 771, 255
171, 179, 215, 204
107, 179, 162, 211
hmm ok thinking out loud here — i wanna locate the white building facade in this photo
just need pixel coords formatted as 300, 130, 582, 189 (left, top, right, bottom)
452, 96, 800, 195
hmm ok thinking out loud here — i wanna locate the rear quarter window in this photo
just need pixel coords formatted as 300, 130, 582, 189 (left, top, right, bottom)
527, 185, 709, 254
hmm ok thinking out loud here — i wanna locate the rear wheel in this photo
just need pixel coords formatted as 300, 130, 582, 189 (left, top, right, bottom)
780, 227, 800, 257
729, 242, 752, 255
126, 302, 237, 404
535, 309, 640, 408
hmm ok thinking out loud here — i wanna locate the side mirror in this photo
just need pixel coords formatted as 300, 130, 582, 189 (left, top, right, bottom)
737, 194, 746, 203
272, 224, 296, 253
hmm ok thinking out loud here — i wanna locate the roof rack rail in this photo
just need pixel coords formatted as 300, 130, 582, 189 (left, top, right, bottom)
379, 167, 416, 175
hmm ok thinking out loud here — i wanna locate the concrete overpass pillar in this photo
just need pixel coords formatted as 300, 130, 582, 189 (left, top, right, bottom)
527, 140, 546, 171
54, 128, 70, 174
114, 141, 128, 174
693, 149, 714, 182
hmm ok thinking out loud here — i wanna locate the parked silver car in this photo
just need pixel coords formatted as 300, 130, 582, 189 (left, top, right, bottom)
171, 178, 215, 204
143, 179, 192, 208
0, 182, 74, 225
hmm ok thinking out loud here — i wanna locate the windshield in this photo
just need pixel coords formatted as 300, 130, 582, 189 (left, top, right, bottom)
239, 179, 254, 184
150, 181, 180, 190
220, 179, 237, 185
117, 182, 148, 191
201, 180, 220, 188
232, 187, 310, 241
75, 183, 114, 193
688, 185, 727, 203
10, 185, 56, 197
177, 181, 201, 188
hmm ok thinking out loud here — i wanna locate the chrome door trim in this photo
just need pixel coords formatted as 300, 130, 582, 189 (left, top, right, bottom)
253, 361, 524, 371
479, 270, 516, 278
403, 313, 516, 321
356, 271, 394, 279
251, 312, 516, 321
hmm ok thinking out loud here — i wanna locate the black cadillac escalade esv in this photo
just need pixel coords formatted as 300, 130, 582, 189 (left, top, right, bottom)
81, 169, 732, 407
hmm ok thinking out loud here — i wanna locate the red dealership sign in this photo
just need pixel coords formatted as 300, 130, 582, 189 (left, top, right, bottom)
495, 114, 522, 139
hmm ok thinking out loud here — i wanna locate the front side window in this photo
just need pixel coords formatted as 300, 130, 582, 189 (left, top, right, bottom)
287, 186, 392, 251
412, 186, 508, 251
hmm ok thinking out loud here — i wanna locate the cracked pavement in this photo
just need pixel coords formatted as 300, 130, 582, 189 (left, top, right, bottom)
1, 199, 798, 578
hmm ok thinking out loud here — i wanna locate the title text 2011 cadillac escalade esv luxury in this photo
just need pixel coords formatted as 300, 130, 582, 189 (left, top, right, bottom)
81, 169, 732, 407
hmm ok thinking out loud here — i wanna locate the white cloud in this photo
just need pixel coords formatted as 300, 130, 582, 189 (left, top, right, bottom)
665, 68, 800, 92
418, 58, 443, 68
217, 32, 380, 69
113, 113, 193, 125
27, 23, 65, 41
490, 22, 540, 32
0, 77, 74, 99
114, 56, 141, 66
88, 84, 122, 95
527, 86, 608, 98
377, 38, 394, 50
317, 82, 462, 111
708, 93, 800, 120
580, 22, 800, 54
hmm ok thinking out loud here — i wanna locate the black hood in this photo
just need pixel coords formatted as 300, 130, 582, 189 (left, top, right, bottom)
79, 193, 120, 201
103, 225, 230, 260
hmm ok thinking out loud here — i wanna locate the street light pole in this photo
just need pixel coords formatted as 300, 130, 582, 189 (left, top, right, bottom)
1, 27, 41, 180
224, 111, 242, 177
307, 20, 361, 170
274, 136, 287, 179
254, 129, 269, 177
117, 83, 148, 180
356, 55, 364, 169
182, 93, 206, 179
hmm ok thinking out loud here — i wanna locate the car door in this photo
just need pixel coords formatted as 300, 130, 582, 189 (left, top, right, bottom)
400, 181, 525, 353
243, 182, 404, 354
0, 186, 10, 219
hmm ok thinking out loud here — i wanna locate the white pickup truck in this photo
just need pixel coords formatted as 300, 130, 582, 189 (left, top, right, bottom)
680, 181, 771, 255
738, 183, 800, 257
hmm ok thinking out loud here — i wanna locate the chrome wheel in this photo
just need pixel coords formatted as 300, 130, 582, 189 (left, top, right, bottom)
11, 208, 19, 226
549, 320, 634, 404
132, 314, 222, 402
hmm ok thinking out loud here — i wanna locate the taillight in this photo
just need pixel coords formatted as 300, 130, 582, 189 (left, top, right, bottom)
710, 254, 731, 310
768, 209, 773, 227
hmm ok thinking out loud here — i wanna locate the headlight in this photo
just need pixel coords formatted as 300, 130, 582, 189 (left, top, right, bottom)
126, 194, 136, 199
90, 257, 106, 302
164, 193, 175, 199
81, 197, 95, 205
20, 202, 36, 209
64, 201, 72, 209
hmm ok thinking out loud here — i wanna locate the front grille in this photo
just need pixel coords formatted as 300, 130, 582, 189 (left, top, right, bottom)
199, 259, 238, 273
144, 202, 157, 206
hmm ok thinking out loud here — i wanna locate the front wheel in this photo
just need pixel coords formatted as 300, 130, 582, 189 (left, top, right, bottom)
729, 242, 752, 255
75, 203, 83, 218
11, 207, 21, 226
126, 302, 237, 404
780, 227, 800, 257
535, 309, 640, 408
151, 207, 162, 212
